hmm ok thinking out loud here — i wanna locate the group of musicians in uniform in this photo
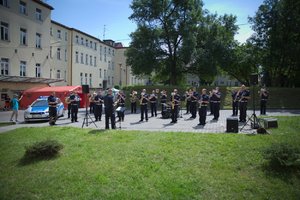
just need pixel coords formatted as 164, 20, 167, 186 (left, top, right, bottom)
59, 84, 269, 129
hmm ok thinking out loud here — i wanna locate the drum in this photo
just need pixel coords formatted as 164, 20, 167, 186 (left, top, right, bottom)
162, 108, 171, 119
116, 106, 126, 112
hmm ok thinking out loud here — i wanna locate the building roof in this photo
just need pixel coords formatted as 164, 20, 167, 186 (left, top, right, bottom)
0, 75, 63, 84
32, 0, 54, 10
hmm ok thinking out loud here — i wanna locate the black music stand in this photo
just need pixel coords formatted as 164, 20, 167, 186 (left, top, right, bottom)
82, 93, 97, 128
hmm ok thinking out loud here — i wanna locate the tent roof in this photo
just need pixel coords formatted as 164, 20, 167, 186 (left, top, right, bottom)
22, 86, 82, 94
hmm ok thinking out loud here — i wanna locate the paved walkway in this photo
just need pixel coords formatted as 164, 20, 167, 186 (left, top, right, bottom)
0, 109, 299, 134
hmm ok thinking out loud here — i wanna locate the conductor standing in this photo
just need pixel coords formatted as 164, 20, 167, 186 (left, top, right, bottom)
104, 88, 116, 129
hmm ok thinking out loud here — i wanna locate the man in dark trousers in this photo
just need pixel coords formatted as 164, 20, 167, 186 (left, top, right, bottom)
231, 88, 239, 116
116, 90, 126, 122
48, 92, 58, 125
198, 88, 210, 126
160, 90, 167, 117
170, 89, 181, 123
104, 88, 116, 129
238, 85, 250, 123
149, 90, 158, 117
259, 87, 269, 115
69, 91, 80, 123
189, 88, 198, 119
139, 89, 149, 122
94, 90, 104, 121
211, 87, 221, 121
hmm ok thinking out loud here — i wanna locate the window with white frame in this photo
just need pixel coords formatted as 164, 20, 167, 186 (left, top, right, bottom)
1, 22, 9, 41
94, 42, 97, 50
65, 32, 67, 41
35, 8, 42, 21
57, 48, 61, 60
76, 35, 79, 43
64, 70, 67, 81
35, 63, 41, 77
108, 61, 111, 69
81, 37, 84, 45
94, 56, 96, 67
89, 74, 92, 86
80, 73, 83, 85
85, 54, 88, 65
1, 58, 9, 75
64, 49, 67, 61
50, 46, 52, 58
57, 30, 61, 39
20, 28, 26, 45
86, 39, 88, 47
36, 33, 41, 48
56, 70, 61, 79
80, 53, 83, 63
99, 68, 102, 78
90, 41, 92, 48
20, 61, 26, 76
19, 1, 26, 15
75, 51, 79, 63
99, 46, 102, 61
85, 73, 88, 84
0, 0, 9, 7
90, 55, 92, 66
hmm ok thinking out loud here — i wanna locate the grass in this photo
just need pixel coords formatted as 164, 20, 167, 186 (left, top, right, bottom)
0, 116, 300, 199
0, 122, 15, 127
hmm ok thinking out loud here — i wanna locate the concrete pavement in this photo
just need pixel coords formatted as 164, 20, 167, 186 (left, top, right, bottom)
0, 108, 299, 134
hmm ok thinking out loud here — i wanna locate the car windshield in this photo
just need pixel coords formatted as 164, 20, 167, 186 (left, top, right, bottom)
31, 100, 48, 107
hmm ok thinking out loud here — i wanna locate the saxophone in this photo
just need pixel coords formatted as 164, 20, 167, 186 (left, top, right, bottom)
171, 92, 175, 110
140, 92, 145, 104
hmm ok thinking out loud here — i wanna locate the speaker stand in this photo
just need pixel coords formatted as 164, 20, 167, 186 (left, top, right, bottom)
81, 94, 97, 128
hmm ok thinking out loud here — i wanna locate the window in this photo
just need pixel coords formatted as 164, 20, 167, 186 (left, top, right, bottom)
50, 46, 52, 58
94, 56, 96, 67
94, 42, 97, 50
20, 28, 26, 45
50, 27, 52, 36
0, 0, 9, 7
20, 61, 26, 77
64, 49, 67, 61
85, 73, 88, 84
89, 74, 92, 86
75, 51, 79, 63
50, 69, 52, 78
99, 46, 102, 61
1, 58, 9, 75
65, 32, 67, 41
80, 73, 83, 85
112, 50, 115, 56
85, 54, 88, 65
99, 69, 102, 78
57, 30, 61, 39
108, 48, 111, 55
35, 63, 41, 77
81, 37, 84, 45
104, 54, 106, 62
76, 35, 79, 43
104, 69, 106, 79
80, 53, 83, 64
64, 70, 67, 81
112, 62, 114, 70
35, 8, 42, 21
56, 70, 61, 79
57, 48, 61, 60
0, 22, 9, 41
90, 41, 92, 48
86, 39, 88, 47
90, 55, 92, 66
36, 33, 41, 48
19, 1, 26, 15
108, 61, 111, 69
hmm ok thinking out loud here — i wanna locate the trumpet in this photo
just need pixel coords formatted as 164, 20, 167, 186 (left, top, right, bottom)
140, 92, 145, 104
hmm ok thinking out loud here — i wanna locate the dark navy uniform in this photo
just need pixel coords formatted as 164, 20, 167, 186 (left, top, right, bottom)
190, 91, 198, 119
239, 90, 250, 122
260, 90, 268, 115
69, 94, 79, 122
149, 93, 158, 117
198, 94, 209, 125
48, 95, 58, 125
211, 90, 221, 120
160, 93, 167, 116
94, 94, 103, 121
116, 94, 126, 122
232, 90, 239, 116
104, 94, 116, 129
130, 93, 137, 113
185, 92, 191, 114
170, 93, 181, 123
139, 93, 149, 122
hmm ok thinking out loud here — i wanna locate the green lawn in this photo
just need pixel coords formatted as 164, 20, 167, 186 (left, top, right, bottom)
0, 117, 300, 199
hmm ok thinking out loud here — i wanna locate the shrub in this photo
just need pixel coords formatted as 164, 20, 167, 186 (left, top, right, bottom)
263, 143, 300, 170
25, 139, 63, 158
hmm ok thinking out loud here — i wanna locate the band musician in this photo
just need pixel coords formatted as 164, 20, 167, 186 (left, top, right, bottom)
139, 89, 149, 122
48, 92, 58, 125
65, 92, 71, 118
198, 88, 210, 126
210, 87, 221, 121
160, 90, 167, 117
116, 90, 126, 122
170, 89, 181, 123
259, 87, 269, 115
104, 88, 116, 129
189, 88, 198, 119
149, 90, 158, 117
93, 90, 104, 121
185, 89, 192, 114
237, 85, 250, 123
231, 88, 239, 116
69, 91, 80, 123
130, 90, 138, 113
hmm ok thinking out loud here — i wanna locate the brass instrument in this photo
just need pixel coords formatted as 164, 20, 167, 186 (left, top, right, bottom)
171, 92, 175, 110
198, 96, 202, 108
140, 92, 145, 104
65, 96, 70, 104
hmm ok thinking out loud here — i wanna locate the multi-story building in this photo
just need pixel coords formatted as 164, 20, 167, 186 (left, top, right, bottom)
0, 0, 146, 108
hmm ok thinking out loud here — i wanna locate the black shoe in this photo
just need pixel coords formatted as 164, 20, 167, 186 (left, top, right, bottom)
139, 120, 143, 122
75, 120, 78, 122
146, 119, 148, 122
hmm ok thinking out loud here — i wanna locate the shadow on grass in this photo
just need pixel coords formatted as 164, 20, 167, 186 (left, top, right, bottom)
262, 164, 300, 182
18, 154, 61, 166
88, 129, 108, 134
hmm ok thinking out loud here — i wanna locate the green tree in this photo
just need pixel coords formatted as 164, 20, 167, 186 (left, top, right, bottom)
249, 0, 300, 87
127, 0, 203, 85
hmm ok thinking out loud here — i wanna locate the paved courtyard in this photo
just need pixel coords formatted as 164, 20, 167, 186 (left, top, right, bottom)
0, 108, 299, 134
